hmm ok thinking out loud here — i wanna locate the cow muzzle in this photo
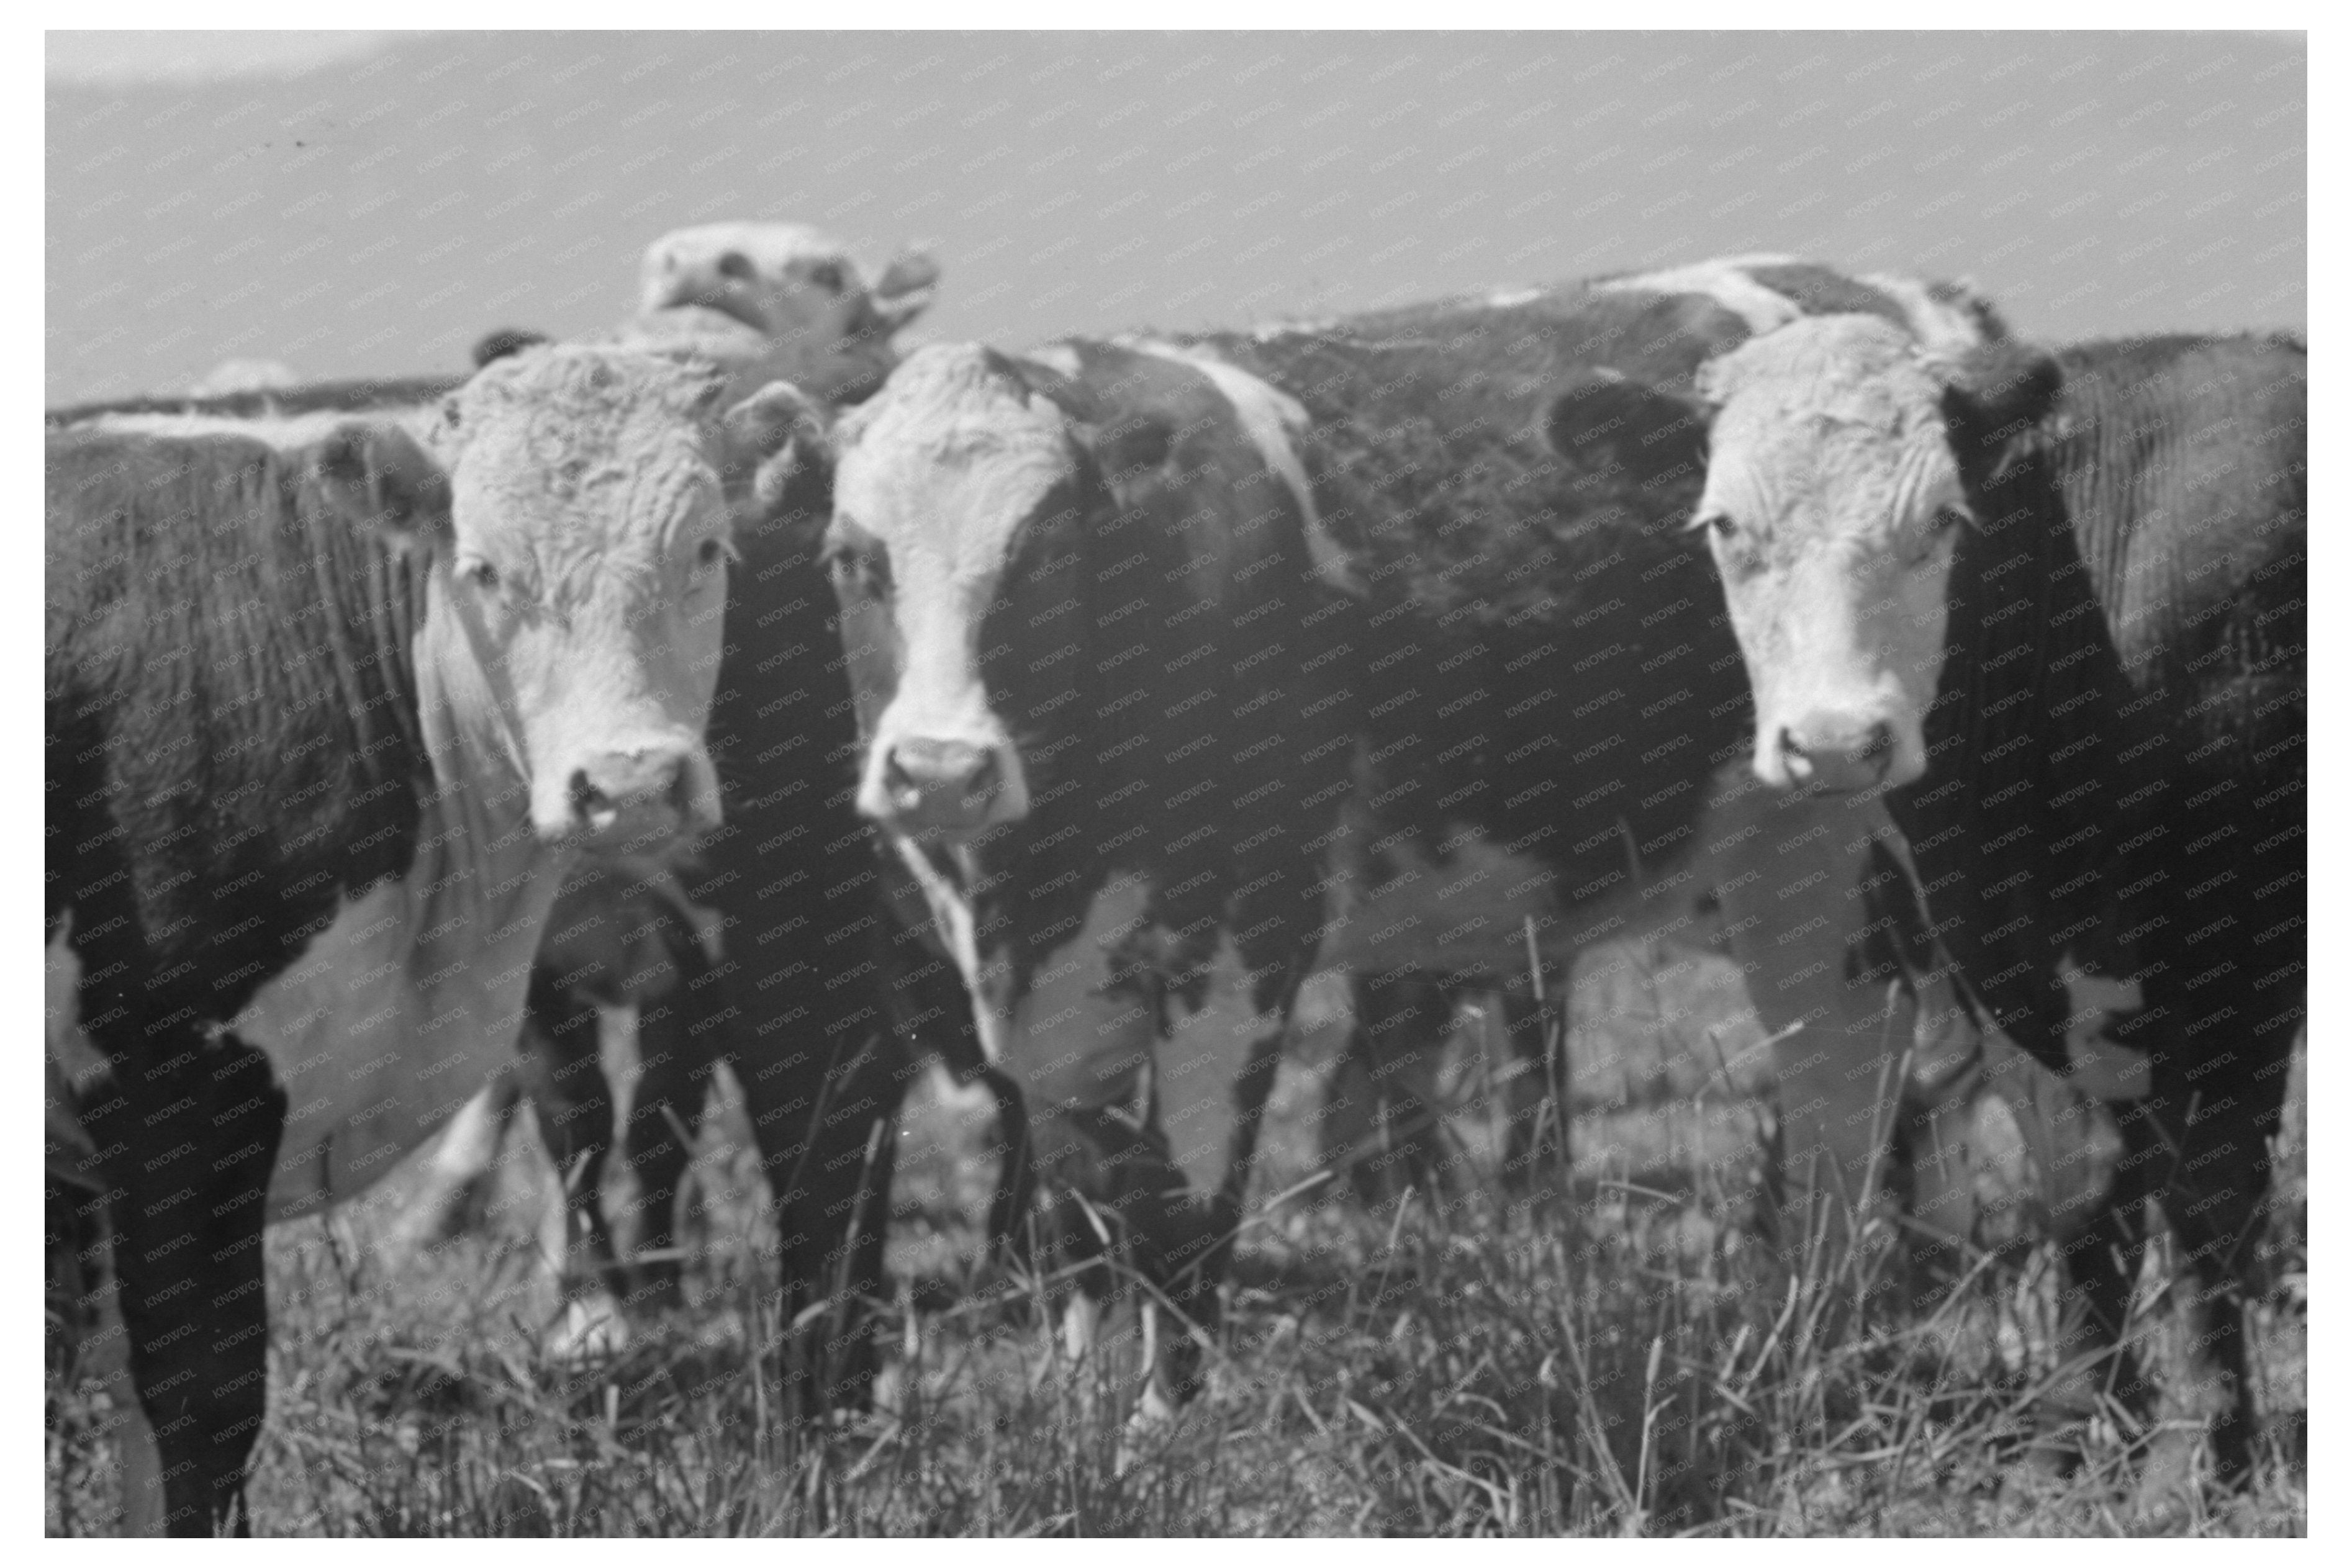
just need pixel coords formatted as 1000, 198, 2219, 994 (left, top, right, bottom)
1772, 714, 1905, 793
542, 742, 716, 850
872, 736, 1020, 836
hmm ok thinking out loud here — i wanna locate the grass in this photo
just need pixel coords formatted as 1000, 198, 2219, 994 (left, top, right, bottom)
44, 950, 2306, 1536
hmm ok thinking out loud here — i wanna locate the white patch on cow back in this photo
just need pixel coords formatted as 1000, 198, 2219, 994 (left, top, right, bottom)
1484, 286, 1545, 309
1858, 272, 2001, 356
1020, 342, 1085, 381
85, 403, 443, 449
1120, 336, 1368, 598
1593, 253, 1806, 335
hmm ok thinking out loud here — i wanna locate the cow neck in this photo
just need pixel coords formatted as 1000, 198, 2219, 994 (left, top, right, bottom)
406, 564, 566, 976
887, 832, 1011, 1064
232, 562, 574, 1211
1893, 428, 2127, 1066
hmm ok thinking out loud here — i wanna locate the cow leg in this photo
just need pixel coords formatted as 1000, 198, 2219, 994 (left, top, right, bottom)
512, 970, 630, 1356
735, 998, 911, 1416
83, 1023, 286, 1536
378, 1071, 525, 1264
613, 981, 706, 1314
1325, 970, 1452, 1206
1494, 979, 1568, 1189
2134, 1006, 2297, 1500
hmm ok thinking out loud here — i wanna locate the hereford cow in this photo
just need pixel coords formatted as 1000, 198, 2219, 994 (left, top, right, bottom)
46, 343, 797, 1533
372, 236, 952, 1371
1563, 316, 2305, 1502
55, 225, 952, 1392
796, 258, 2025, 1411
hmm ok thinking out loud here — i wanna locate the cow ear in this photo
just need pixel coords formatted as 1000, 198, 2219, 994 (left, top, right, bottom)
1541, 369, 1709, 493
721, 379, 832, 521
1935, 343, 2062, 484
310, 424, 451, 553
471, 328, 550, 369
869, 245, 940, 334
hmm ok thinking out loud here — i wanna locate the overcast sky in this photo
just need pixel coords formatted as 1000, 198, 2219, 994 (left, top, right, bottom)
45, 30, 2304, 405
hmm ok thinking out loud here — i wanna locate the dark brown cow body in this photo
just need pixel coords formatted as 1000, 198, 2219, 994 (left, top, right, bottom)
46, 343, 766, 1532
1585, 319, 2305, 1497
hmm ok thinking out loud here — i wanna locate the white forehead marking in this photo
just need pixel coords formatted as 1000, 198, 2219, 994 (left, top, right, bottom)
1119, 336, 1366, 598
833, 344, 1071, 572
1696, 315, 1963, 528
1593, 253, 1805, 334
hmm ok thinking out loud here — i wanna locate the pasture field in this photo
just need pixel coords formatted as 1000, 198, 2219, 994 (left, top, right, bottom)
45, 950, 2305, 1537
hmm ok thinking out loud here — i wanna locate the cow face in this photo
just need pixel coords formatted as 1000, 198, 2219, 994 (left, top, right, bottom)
420, 345, 795, 850
1687, 317, 1982, 792
823, 344, 1100, 839
638, 221, 938, 348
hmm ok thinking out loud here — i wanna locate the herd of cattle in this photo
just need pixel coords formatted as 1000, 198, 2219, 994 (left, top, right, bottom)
45, 222, 2304, 1534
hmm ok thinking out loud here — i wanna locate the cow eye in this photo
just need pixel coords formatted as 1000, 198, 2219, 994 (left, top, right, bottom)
807, 261, 846, 294
1932, 507, 1968, 536
695, 536, 731, 571
1701, 511, 1737, 541
461, 557, 500, 591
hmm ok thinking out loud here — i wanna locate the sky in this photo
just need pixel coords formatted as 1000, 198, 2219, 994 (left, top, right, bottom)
45, 30, 2305, 406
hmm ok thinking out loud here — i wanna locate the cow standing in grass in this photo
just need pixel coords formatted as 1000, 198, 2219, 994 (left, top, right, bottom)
1575, 315, 2305, 1503
55, 223, 954, 1383
45, 345, 791, 1533
792, 258, 2037, 1412
380, 226, 958, 1373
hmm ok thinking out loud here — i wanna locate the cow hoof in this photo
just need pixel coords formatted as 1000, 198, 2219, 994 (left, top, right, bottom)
545, 1292, 631, 1362
1114, 1390, 1178, 1479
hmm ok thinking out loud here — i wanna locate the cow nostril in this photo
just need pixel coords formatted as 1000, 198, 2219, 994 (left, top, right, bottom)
568, 767, 609, 822
967, 750, 999, 798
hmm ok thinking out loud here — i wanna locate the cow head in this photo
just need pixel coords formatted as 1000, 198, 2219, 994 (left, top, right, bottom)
637, 221, 939, 349
1544, 315, 2056, 793
412, 344, 802, 850
812, 343, 1131, 840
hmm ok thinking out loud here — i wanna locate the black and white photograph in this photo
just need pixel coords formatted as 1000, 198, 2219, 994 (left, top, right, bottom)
40, 20, 2309, 1537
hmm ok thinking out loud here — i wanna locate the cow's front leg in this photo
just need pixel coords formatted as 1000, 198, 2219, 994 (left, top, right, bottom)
88, 1024, 285, 1536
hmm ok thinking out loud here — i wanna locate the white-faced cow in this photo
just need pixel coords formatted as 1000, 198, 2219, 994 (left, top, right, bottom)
45, 343, 798, 1533
1569, 315, 2305, 1500
798, 258, 2033, 1411
364, 238, 956, 1378
1182, 259, 2011, 1219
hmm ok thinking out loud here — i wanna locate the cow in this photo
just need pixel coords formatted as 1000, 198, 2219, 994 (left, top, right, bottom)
630, 220, 938, 381
794, 258, 2025, 1412
56, 223, 952, 1382
1152, 261, 2034, 1236
45, 342, 798, 1533
367, 235, 953, 1371
1560, 314, 2305, 1503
